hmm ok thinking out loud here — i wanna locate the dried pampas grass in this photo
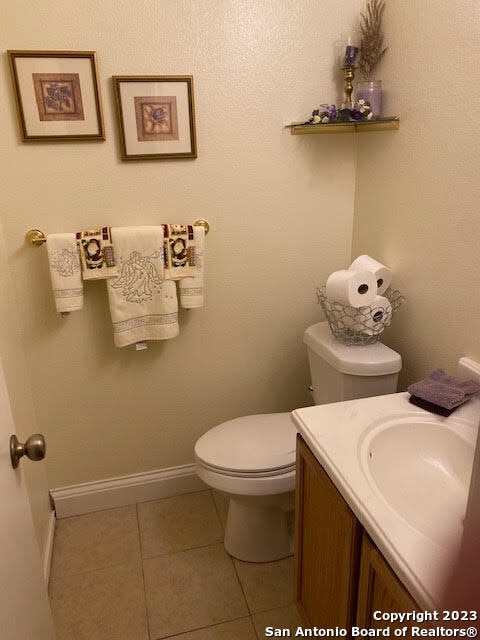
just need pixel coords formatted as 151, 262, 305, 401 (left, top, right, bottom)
359, 0, 387, 80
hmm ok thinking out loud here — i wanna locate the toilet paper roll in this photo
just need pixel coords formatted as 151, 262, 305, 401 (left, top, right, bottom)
325, 269, 377, 308
358, 295, 393, 335
349, 255, 392, 295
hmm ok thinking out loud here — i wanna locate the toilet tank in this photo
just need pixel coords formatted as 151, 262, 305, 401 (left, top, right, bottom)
304, 322, 402, 405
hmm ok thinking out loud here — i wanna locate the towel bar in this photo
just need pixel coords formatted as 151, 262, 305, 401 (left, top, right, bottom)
26, 228, 46, 246
26, 220, 210, 246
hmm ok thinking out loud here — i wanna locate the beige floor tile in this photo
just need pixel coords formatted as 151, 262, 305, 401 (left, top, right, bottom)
211, 490, 229, 530
233, 556, 295, 613
166, 617, 257, 639
138, 490, 223, 558
50, 505, 140, 579
143, 543, 249, 638
49, 561, 148, 640
252, 604, 303, 638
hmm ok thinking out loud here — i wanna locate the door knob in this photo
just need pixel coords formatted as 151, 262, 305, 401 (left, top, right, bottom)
10, 434, 46, 469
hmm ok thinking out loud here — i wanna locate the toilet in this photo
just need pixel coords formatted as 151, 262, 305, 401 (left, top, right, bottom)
194, 321, 401, 563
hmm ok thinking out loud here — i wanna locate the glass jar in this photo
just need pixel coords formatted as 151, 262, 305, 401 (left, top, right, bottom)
355, 80, 382, 117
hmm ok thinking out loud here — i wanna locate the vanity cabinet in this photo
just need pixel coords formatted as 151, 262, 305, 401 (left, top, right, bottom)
294, 434, 361, 627
295, 434, 419, 630
357, 534, 419, 634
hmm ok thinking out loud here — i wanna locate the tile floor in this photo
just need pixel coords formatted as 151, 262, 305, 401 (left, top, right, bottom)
48, 489, 302, 640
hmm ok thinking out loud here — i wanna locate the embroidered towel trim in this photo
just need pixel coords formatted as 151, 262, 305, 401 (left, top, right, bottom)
76, 227, 118, 280
163, 224, 196, 280
46, 233, 83, 313
179, 224, 205, 308
106, 226, 179, 347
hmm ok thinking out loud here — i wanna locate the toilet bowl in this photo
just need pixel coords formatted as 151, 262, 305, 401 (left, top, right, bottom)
195, 321, 402, 563
195, 412, 296, 562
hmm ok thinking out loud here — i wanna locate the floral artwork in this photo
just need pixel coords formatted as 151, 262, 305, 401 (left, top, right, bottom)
32, 73, 84, 121
8, 51, 105, 141
113, 75, 196, 160
134, 96, 179, 142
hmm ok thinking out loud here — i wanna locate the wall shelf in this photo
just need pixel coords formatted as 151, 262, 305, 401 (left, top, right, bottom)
287, 117, 399, 135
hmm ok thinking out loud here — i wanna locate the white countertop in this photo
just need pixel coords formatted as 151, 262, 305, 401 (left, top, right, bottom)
292, 392, 480, 610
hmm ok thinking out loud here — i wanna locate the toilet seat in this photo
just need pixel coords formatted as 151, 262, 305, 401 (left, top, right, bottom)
194, 412, 297, 477
197, 460, 295, 479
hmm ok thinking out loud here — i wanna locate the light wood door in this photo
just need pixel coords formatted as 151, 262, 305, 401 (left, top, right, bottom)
294, 434, 361, 628
356, 533, 418, 637
0, 356, 56, 639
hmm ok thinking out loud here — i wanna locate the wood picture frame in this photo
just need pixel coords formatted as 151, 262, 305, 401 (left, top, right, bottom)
7, 50, 105, 142
113, 75, 197, 161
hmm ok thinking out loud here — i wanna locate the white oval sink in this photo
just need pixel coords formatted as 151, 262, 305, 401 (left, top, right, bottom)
360, 418, 475, 549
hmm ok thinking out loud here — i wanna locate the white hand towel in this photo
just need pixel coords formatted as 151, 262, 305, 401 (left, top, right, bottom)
46, 233, 83, 313
178, 225, 205, 308
106, 226, 179, 347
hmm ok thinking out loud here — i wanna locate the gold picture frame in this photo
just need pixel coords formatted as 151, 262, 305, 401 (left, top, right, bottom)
8, 50, 105, 142
113, 75, 197, 161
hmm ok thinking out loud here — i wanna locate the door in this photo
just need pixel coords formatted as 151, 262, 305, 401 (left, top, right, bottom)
0, 357, 57, 639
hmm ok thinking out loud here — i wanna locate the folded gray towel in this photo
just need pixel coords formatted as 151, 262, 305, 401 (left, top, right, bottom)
407, 368, 480, 411
429, 368, 480, 395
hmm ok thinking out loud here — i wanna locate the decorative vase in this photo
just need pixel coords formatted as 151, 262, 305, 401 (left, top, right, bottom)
355, 80, 382, 117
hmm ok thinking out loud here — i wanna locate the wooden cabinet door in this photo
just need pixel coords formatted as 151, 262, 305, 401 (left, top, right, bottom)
357, 533, 419, 636
294, 434, 361, 628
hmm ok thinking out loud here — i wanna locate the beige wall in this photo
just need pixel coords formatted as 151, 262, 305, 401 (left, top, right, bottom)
353, 1, 480, 389
3, 0, 480, 554
1, 0, 361, 491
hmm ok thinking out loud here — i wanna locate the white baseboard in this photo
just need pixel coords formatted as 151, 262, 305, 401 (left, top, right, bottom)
43, 509, 56, 584
50, 463, 207, 519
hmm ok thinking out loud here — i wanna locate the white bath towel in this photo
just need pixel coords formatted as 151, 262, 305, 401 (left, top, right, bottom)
106, 226, 179, 347
178, 225, 205, 308
46, 233, 83, 313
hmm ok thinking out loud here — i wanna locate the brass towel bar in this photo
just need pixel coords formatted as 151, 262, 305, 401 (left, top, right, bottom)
25, 219, 210, 247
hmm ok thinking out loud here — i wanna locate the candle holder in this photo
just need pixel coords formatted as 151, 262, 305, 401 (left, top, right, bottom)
334, 36, 360, 107
342, 66, 356, 106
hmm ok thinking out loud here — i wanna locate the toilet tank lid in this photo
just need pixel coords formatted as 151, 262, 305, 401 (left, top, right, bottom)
303, 321, 402, 376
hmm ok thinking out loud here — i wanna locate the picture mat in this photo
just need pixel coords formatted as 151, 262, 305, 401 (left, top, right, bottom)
119, 81, 192, 155
14, 56, 100, 136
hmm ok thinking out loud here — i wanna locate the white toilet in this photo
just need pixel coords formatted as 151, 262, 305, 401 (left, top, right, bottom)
194, 321, 401, 563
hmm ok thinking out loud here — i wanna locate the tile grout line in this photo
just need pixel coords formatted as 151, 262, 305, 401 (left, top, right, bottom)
136, 502, 153, 640
209, 489, 226, 533
152, 615, 256, 640
231, 554, 254, 616
209, 488, 259, 638
142, 539, 227, 562
250, 614, 261, 640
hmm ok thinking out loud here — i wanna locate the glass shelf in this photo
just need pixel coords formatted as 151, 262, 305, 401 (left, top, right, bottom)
287, 117, 399, 135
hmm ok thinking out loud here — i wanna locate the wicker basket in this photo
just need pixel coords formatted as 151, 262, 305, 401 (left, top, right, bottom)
316, 285, 404, 346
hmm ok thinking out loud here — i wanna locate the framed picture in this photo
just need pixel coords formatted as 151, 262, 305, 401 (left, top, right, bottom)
7, 50, 105, 142
113, 75, 197, 161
